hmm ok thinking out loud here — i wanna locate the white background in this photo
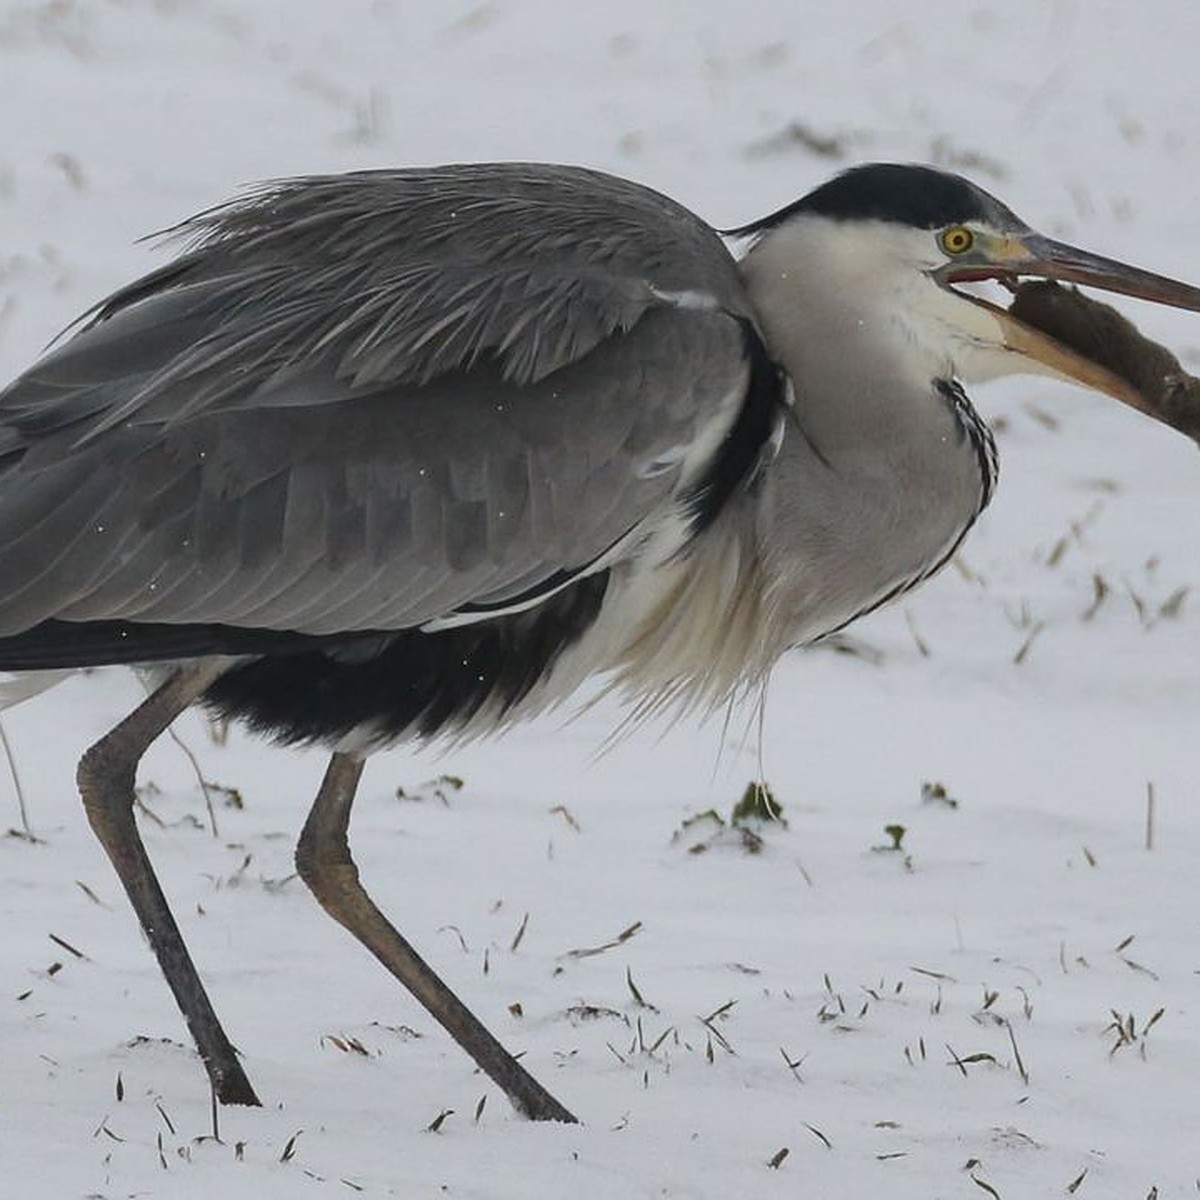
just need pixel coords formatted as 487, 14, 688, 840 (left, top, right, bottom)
1, 2, 1198, 1196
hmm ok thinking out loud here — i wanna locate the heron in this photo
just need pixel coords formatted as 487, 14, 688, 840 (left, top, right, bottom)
2, 162, 1197, 1124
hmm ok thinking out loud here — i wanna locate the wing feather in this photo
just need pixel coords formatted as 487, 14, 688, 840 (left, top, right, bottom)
0, 164, 758, 647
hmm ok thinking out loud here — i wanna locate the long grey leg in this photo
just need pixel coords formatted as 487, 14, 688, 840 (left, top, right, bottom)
295, 752, 577, 1123
76, 662, 260, 1107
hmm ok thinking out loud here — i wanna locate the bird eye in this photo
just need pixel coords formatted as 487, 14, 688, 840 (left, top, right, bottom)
939, 226, 975, 256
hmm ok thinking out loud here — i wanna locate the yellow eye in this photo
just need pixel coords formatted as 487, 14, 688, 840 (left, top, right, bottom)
940, 226, 975, 256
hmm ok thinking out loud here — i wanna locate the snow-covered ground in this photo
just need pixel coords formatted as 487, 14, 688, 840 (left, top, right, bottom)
2, 2, 1199, 1195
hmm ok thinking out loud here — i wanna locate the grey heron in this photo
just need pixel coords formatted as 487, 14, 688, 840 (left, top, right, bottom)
2, 161, 1198, 1124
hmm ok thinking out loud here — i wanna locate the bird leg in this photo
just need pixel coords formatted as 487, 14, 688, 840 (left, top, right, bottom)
77, 661, 261, 1107
295, 751, 578, 1124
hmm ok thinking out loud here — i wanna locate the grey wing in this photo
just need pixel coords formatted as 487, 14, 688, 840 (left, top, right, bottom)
0, 164, 757, 640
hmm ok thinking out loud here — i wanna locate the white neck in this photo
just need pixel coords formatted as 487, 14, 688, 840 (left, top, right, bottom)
734, 216, 997, 644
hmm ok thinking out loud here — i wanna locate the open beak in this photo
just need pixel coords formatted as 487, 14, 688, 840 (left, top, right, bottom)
942, 232, 1200, 419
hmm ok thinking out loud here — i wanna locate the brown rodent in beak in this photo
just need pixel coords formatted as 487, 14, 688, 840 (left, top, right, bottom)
1009, 280, 1200, 446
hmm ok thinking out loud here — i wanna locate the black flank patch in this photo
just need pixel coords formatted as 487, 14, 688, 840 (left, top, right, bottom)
202, 571, 610, 744
0, 572, 609, 744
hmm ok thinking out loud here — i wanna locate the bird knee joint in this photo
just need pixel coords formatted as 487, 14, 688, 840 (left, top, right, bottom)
77, 741, 137, 810
295, 837, 355, 891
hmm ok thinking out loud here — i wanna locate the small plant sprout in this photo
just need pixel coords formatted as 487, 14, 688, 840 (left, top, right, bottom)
921, 781, 960, 809
730, 780, 785, 825
873, 824, 908, 853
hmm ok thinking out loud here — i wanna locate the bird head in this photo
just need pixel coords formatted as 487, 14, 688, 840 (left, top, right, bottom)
733, 163, 1200, 421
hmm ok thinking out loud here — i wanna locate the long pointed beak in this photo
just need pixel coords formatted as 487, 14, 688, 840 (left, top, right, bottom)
1018, 234, 1200, 312
947, 233, 1200, 418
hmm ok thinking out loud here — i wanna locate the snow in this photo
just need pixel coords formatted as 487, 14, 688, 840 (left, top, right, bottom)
1, 1, 1199, 1195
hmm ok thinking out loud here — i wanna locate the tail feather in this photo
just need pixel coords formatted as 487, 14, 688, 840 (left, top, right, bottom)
0, 669, 75, 711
